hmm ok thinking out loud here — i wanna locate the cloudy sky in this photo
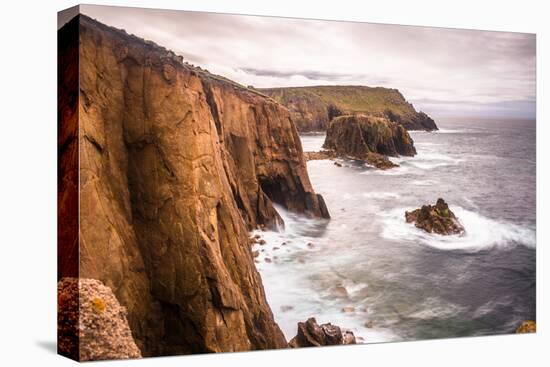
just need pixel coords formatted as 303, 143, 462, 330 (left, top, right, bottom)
72, 5, 535, 119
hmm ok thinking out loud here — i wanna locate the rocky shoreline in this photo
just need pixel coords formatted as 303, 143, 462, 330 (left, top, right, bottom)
59, 13, 529, 361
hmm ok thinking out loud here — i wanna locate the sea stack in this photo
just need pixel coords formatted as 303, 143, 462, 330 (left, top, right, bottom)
405, 198, 465, 235
320, 114, 416, 169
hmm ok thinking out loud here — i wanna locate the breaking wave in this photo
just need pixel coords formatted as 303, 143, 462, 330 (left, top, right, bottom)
379, 206, 535, 252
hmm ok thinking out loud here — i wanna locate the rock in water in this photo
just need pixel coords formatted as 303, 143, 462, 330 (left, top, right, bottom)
405, 198, 465, 235
289, 318, 356, 347
58, 278, 142, 361
322, 114, 416, 169
59, 15, 333, 357
516, 320, 536, 333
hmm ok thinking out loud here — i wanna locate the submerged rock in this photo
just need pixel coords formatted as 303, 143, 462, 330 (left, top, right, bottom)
58, 277, 142, 361
289, 317, 356, 348
405, 198, 465, 235
516, 320, 536, 333
322, 115, 416, 169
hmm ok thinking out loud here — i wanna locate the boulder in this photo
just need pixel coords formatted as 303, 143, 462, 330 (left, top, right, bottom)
516, 320, 536, 334
57, 277, 142, 361
405, 198, 465, 235
289, 318, 356, 348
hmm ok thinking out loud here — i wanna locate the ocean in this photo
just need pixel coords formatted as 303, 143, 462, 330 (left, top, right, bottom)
252, 118, 536, 343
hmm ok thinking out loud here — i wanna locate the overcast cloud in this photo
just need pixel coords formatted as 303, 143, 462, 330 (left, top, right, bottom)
76, 5, 536, 119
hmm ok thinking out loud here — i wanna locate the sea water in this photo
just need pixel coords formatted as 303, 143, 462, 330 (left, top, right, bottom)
252, 118, 536, 343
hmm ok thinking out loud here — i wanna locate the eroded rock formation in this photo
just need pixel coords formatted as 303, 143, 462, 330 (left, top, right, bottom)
59, 14, 330, 358
289, 318, 356, 348
405, 198, 465, 235
320, 114, 416, 169
260, 86, 437, 132
58, 278, 142, 361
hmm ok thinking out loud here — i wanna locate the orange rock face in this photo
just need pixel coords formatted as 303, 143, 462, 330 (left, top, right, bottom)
58, 15, 329, 358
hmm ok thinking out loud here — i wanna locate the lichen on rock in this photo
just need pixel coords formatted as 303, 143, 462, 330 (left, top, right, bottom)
57, 277, 142, 361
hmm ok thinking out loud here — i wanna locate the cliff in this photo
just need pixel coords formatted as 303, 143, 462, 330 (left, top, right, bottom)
322, 114, 416, 169
259, 86, 437, 132
59, 14, 329, 358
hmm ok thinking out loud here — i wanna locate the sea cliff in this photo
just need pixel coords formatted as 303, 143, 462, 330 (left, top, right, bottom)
58, 14, 329, 358
260, 85, 437, 132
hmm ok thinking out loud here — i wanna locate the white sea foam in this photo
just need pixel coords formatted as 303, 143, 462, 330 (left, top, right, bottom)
434, 128, 471, 134
407, 297, 467, 320
250, 205, 402, 343
411, 179, 438, 186
362, 192, 401, 200
379, 206, 535, 252
406, 151, 464, 170
360, 165, 413, 176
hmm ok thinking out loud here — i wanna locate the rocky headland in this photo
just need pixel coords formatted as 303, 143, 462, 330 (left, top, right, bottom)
405, 198, 465, 235
259, 85, 438, 132
308, 114, 417, 169
59, 14, 331, 358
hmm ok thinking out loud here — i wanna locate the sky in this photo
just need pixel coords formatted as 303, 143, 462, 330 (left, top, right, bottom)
67, 5, 536, 119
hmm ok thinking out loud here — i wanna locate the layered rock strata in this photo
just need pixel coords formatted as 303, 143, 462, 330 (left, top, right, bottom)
59, 14, 330, 358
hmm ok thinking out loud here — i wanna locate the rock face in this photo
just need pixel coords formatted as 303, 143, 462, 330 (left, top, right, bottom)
516, 320, 536, 334
304, 150, 338, 161
322, 114, 416, 169
260, 86, 437, 132
289, 318, 356, 348
59, 15, 330, 358
405, 198, 465, 235
58, 278, 142, 361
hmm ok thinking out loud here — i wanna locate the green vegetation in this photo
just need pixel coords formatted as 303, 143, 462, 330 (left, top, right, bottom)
260, 85, 416, 117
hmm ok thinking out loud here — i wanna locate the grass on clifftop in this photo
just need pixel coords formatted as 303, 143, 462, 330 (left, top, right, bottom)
260, 85, 418, 117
